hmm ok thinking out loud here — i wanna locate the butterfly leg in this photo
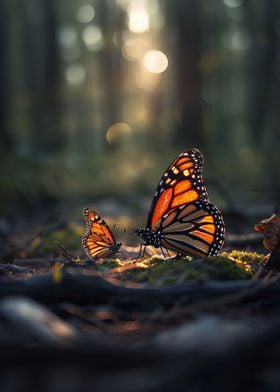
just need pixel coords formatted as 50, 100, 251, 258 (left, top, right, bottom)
160, 247, 172, 259
141, 244, 147, 258
137, 243, 142, 259
137, 243, 146, 259
160, 247, 167, 258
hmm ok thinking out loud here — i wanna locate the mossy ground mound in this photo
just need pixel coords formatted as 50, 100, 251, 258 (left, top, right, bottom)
97, 250, 266, 287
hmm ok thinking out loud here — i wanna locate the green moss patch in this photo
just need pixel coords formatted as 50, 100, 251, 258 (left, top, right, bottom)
97, 251, 266, 287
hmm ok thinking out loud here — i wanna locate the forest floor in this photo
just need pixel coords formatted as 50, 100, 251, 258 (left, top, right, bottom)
0, 201, 280, 392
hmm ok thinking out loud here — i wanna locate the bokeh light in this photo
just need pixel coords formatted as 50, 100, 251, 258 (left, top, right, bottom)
223, 0, 243, 8
82, 25, 104, 51
121, 37, 149, 61
127, 0, 150, 33
143, 50, 168, 73
231, 31, 251, 51
106, 122, 132, 145
222, 30, 251, 51
65, 64, 86, 86
59, 27, 81, 61
77, 5, 95, 23
59, 27, 78, 48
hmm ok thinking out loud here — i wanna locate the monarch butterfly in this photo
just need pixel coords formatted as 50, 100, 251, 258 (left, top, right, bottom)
135, 148, 225, 257
82, 208, 121, 259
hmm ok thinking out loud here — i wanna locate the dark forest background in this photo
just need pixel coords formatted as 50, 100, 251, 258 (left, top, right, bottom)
0, 0, 279, 220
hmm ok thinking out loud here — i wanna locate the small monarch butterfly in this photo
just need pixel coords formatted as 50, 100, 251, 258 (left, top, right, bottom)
82, 208, 121, 259
136, 148, 225, 257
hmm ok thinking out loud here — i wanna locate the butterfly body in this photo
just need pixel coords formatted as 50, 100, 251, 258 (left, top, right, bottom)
135, 227, 163, 248
82, 208, 121, 259
136, 149, 225, 257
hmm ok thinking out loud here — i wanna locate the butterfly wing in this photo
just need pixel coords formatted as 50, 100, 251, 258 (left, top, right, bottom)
82, 208, 118, 259
147, 149, 209, 230
158, 200, 225, 257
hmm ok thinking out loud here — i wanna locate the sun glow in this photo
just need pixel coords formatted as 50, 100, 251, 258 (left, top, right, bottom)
143, 50, 168, 73
128, 0, 149, 33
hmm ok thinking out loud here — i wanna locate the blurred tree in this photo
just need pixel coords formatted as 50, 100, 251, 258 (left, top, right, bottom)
0, 0, 61, 156
0, 1, 12, 151
166, 0, 204, 148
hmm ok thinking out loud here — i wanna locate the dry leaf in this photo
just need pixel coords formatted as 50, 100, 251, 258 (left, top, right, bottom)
254, 214, 280, 251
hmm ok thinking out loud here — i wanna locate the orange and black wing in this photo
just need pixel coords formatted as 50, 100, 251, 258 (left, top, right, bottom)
159, 200, 225, 257
147, 149, 208, 230
82, 208, 118, 259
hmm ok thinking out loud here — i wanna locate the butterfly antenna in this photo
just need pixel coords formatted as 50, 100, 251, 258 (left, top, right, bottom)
55, 240, 75, 261
123, 229, 136, 237
113, 222, 128, 233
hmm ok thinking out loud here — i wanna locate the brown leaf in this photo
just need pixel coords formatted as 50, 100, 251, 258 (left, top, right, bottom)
254, 213, 280, 251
